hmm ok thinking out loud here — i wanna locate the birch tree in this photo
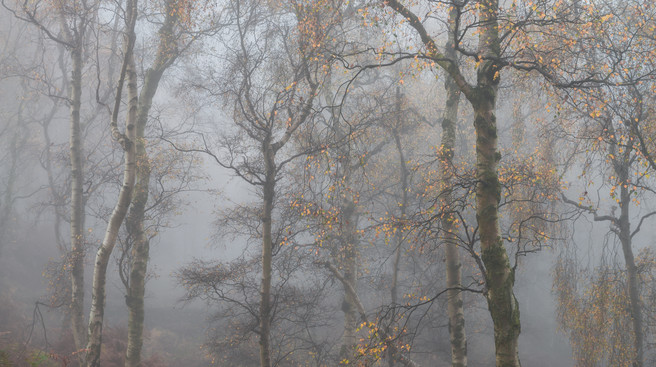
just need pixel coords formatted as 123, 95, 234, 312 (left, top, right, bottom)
173, 1, 338, 365
85, 0, 138, 365
122, 0, 183, 365
439, 5, 466, 365
0, 0, 100, 352
382, 1, 520, 363
376, 1, 628, 364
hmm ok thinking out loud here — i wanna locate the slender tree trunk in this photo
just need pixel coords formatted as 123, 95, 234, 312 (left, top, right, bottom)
390, 86, 407, 307
472, 93, 521, 367
469, 2, 520, 366
471, 81, 521, 367
85, 51, 138, 367
124, 3, 178, 364
388, 87, 408, 366
327, 140, 359, 362
42, 98, 74, 340
619, 190, 643, 367
124, 153, 150, 367
388, 176, 405, 367
40, 66, 74, 342
340, 199, 359, 361
616, 158, 643, 367
259, 144, 275, 367
123, 94, 153, 367
69, 44, 87, 353
473, 97, 520, 367
440, 9, 466, 363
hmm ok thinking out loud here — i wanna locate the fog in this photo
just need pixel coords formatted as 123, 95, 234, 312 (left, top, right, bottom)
1, 1, 655, 366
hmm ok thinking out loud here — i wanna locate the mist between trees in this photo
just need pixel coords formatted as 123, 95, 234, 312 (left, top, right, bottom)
1, 0, 656, 366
